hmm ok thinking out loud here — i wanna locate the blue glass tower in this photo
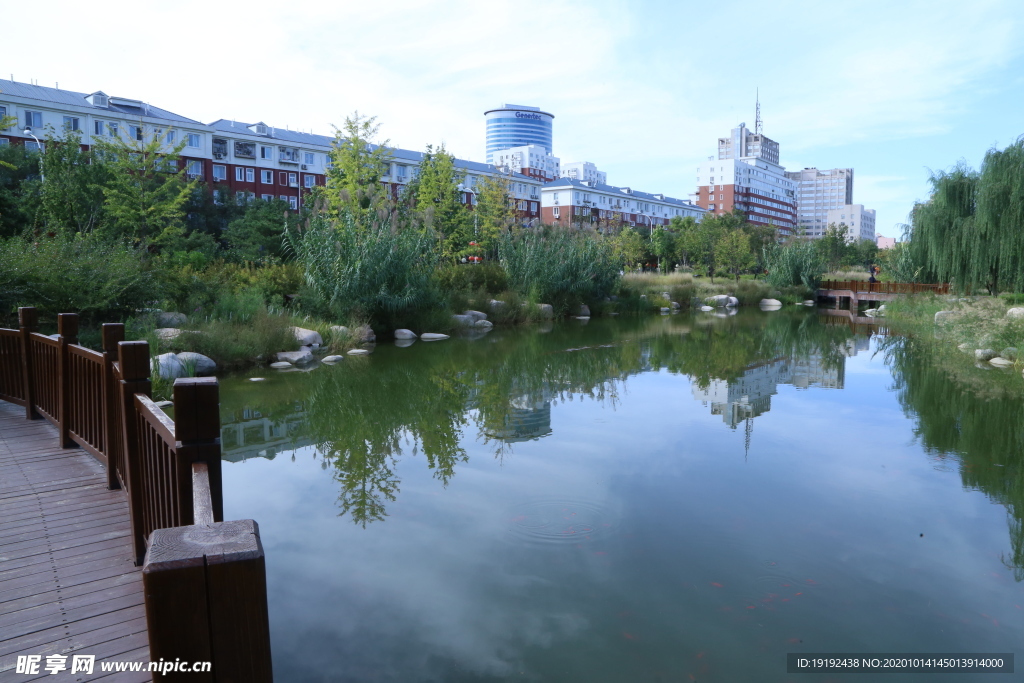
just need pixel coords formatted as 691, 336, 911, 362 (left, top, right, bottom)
484, 104, 554, 163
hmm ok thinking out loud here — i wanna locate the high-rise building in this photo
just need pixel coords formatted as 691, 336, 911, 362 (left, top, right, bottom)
484, 104, 554, 163
694, 122, 797, 235
785, 168, 854, 237
560, 161, 606, 185
826, 205, 875, 242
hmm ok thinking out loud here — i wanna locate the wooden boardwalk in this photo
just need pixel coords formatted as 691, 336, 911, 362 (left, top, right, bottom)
0, 401, 151, 682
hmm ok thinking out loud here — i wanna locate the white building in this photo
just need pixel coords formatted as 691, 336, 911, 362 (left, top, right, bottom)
826, 204, 876, 242
694, 123, 797, 235
560, 161, 607, 185
541, 178, 705, 228
785, 168, 854, 237
491, 144, 560, 182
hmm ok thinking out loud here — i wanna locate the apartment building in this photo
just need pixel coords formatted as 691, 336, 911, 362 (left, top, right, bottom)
694, 123, 797, 236
826, 205, 875, 242
541, 178, 705, 229
491, 144, 560, 182
0, 79, 544, 220
560, 161, 607, 185
785, 167, 854, 237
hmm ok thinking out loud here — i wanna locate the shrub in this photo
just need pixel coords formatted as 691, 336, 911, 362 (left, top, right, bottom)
435, 262, 508, 295
0, 232, 158, 326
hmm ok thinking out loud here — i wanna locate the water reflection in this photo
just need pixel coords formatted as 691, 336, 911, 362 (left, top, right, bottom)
221, 313, 864, 525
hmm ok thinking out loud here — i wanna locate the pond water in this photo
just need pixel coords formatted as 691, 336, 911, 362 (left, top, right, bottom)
217, 311, 1024, 682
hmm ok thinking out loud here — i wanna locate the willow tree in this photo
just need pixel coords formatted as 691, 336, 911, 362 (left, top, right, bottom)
909, 137, 1024, 293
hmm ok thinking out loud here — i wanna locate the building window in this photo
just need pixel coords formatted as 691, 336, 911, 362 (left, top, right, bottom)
93, 120, 105, 136
552, 207, 560, 218
280, 195, 288, 202
129, 125, 143, 141
108, 122, 118, 137
245, 168, 255, 183
0, 138, 9, 146
260, 146, 274, 160
25, 140, 41, 152
187, 133, 201, 148
24, 111, 42, 129
304, 152, 314, 166
289, 196, 298, 210
261, 170, 273, 184
63, 116, 80, 131
212, 190, 222, 205
304, 175, 315, 188
165, 130, 176, 144
235, 167, 244, 182
279, 147, 299, 162
262, 194, 274, 201
213, 165, 226, 181
186, 160, 202, 177
530, 202, 537, 212
288, 173, 297, 186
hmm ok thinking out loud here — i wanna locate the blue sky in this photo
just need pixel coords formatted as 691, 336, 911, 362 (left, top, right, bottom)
6, 0, 1022, 237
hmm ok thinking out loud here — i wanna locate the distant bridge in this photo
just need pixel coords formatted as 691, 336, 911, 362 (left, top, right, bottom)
817, 280, 949, 310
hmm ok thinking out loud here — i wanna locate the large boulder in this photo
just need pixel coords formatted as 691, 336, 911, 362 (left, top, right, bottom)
474, 319, 494, 329
1006, 308, 1024, 319
394, 329, 417, 340
934, 310, 956, 325
157, 311, 187, 328
760, 298, 782, 307
726, 296, 739, 307
700, 305, 714, 312
705, 294, 729, 307
292, 326, 324, 347
974, 349, 997, 361
990, 357, 1015, 368
329, 325, 350, 338
176, 352, 216, 376
463, 310, 488, 323
322, 355, 344, 363
421, 333, 450, 341
575, 304, 591, 317
451, 314, 473, 327
1001, 347, 1019, 362
270, 361, 292, 369
152, 353, 185, 379
348, 348, 371, 355
536, 304, 554, 319
277, 349, 315, 365
353, 325, 376, 342
155, 328, 183, 341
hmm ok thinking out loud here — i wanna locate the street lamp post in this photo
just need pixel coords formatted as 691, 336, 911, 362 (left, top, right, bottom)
24, 127, 44, 183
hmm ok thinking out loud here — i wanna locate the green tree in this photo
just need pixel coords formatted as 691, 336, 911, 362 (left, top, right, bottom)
716, 228, 755, 282
325, 112, 392, 216
614, 227, 646, 270
849, 238, 879, 271
815, 222, 850, 272
651, 225, 675, 273
223, 199, 295, 262
409, 144, 468, 258
473, 171, 514, 257
0, 142, 40, 237
91, 122, 195, 245
39, 125, 109, 233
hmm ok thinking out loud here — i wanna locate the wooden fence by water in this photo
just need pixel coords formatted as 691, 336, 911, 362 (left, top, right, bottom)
0, 307, 272, 682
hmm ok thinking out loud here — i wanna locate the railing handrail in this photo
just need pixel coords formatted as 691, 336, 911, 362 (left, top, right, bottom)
0, 307, 272, 680
819, 280, 949, 295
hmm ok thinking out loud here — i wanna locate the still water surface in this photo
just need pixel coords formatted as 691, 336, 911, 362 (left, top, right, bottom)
218, 311, 1024, 682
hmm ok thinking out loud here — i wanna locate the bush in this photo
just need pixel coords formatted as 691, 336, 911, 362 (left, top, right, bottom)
763, 240, 825, 290
498, 226, 621, 313
0, 232, 158, 326
435, 262, 508, 295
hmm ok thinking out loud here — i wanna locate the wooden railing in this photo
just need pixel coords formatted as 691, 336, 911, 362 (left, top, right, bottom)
0, 307, 272, 682
819, 280, 950, 295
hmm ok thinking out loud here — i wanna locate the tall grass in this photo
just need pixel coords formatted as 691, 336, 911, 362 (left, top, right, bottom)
498, 226, 621, 313
285, 209, 442, 330
763, 240, 824, 291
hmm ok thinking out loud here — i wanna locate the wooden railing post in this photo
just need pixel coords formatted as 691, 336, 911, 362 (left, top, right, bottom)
18, 307, 38, 420
102, 324, 125, 490
143, 520, 273, 682
118, 340, 152, 565
57, 313, 79, 447
172, 377, 224, 525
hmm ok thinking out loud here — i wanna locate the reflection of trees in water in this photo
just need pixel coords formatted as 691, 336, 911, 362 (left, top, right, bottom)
881, 336, 1024, 580
274, 314, 859, 525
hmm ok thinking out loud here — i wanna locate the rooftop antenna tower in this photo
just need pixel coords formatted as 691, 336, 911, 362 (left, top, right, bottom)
755, 89, 762, 135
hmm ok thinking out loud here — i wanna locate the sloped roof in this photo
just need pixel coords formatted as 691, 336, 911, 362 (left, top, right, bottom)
541, 177, 703, 210
0, 79, 203, 124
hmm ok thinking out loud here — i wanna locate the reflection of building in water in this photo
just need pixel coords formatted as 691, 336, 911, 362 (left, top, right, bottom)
220, 405, 309, 462
479, 380, 555, 443
692, 339, 871, 429
692, 358, 789, 428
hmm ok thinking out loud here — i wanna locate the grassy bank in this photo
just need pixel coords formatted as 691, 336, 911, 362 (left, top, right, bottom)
886, 294, 1024, 377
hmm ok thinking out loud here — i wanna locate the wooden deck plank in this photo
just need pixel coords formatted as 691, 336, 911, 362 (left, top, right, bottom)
0, 402, 150, 682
